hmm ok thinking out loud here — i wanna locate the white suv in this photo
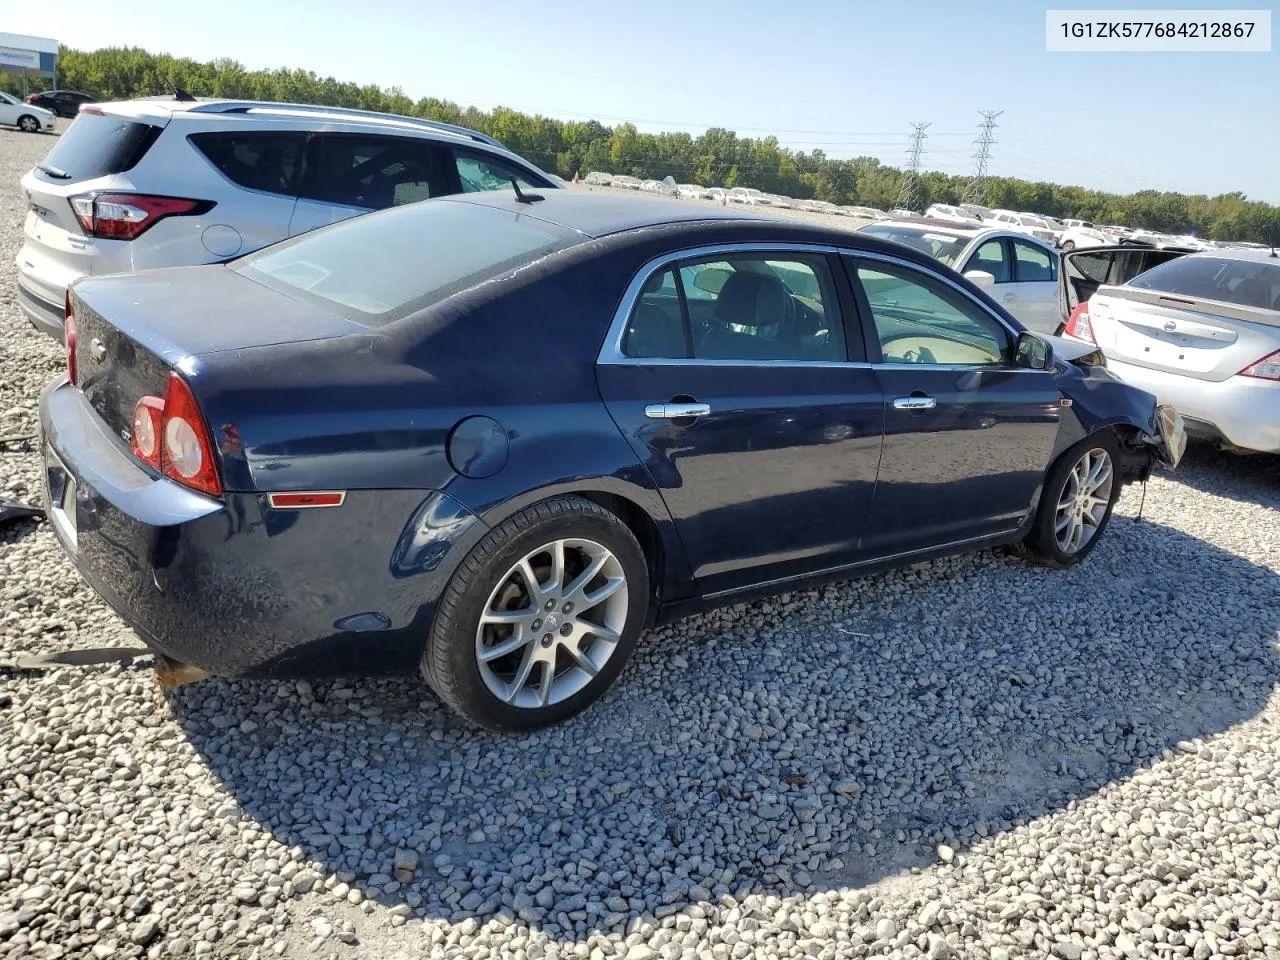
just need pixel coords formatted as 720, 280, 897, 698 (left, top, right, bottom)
16, 98, 558, 340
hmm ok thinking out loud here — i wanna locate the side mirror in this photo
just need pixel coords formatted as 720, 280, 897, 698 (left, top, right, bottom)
1015, 331, 1053, 370
964, 269, 996, 289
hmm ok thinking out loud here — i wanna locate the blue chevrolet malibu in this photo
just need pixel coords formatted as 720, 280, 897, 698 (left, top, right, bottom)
40, 191, 1184, 730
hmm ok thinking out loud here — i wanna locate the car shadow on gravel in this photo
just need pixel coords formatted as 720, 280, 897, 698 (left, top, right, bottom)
164, 515, 1280, 945
1160, 441, 1279, 506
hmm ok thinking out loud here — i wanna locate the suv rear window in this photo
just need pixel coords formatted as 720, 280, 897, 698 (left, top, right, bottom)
190, 132, 306, 197
234, 199, 584, 326
36, 113, 161, 183
1129, 256, 1280, 310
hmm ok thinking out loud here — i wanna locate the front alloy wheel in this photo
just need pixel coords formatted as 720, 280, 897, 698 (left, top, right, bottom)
18, 116, 39, 133
1054, 448, 1114, 554
1024, 434, 1122, 568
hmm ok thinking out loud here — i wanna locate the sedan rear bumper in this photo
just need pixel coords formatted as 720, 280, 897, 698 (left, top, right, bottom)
1104, 357, 1280, 454
39, 377, 487, 678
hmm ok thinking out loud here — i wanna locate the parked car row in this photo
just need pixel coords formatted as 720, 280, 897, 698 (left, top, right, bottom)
580, 171, 892, 219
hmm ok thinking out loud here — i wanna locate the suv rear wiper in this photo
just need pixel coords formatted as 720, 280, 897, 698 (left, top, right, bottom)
37, 163, 71, 180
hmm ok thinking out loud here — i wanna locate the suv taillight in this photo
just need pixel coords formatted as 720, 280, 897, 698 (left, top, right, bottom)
1063, 302, 1095, 344
70, 193, 213, 241
130, 373, 222, 496
64, 293, 78, 385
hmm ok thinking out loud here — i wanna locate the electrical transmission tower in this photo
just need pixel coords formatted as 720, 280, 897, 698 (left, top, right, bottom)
961, 110, 1002, 205
896, 122, 930, 212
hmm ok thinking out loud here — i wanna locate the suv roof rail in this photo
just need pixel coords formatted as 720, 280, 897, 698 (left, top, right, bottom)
183, 99, 504, 148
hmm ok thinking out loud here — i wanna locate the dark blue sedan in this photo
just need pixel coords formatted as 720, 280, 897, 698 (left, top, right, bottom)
40, 191, 1185, 730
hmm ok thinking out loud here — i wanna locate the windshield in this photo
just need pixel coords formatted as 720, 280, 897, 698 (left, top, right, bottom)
0, 92, 18, 106
1128, 256, 1280, 311
236, 199, 584, 326
861, 226, 968, 266
1022, 216, 1049, 228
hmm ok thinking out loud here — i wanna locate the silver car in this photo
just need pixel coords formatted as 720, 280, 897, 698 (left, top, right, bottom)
1059, 247, 1280, 453
17, 98, 557, 341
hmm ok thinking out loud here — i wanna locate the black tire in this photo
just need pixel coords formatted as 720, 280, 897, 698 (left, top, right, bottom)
17, 115, 40, 133
1023, 433, 1121, 568
1061, 240, 1075, 251
422, 496, 649, 731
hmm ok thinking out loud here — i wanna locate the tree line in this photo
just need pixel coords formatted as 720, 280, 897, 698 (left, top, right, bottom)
4, 46, 1277, 243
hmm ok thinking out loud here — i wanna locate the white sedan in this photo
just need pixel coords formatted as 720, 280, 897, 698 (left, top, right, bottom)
986, 209, 1058, 245
859, 220, 1062, 332
1059, 220, 1115, 250
0, 92, 55, 133
676, 183, 710, 200
1060, 247, 1280, 453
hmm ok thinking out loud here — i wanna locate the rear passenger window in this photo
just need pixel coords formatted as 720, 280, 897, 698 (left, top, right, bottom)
1012, 240, 1056, 282
621, 256, 847, 362
302, 135, 442, 210
454, 151, 548, 192
622, 268, 688, 359
190, 132, 305, 197
968, 239, 1010, 283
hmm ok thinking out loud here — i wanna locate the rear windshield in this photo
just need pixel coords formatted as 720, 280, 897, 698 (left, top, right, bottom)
862, 226, 968, 266
235, 199, 584, 326
36, 112, 161, 183
1128, 256, 1280, 311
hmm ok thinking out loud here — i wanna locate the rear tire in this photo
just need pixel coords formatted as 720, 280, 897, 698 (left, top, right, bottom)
422, 496, 649, 731
1023, 434, 1121, 568
18, 115, 39, 133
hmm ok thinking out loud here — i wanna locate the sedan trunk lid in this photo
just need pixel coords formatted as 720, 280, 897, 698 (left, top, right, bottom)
70, 265, 365, 447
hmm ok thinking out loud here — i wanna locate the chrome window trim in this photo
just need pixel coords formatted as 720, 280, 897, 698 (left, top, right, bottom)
597, 241, 1033, 370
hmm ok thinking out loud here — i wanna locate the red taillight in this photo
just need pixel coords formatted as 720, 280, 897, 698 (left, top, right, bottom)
157, 372, 222, 496
128, 376, 222, 495
70, 193, 212, 241
64, 295, 78, 385
1237, 350, 1280, 382
130, 396, 165, 469
1063, 302, 1095, 344
26, 94, 38, 103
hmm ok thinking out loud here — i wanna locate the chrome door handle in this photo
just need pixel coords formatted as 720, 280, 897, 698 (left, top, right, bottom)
645, 402, 711, 419
892, 395, 936, 410
1002, 293, 1017, 301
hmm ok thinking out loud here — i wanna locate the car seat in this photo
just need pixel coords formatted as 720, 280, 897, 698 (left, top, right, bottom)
699, 272, 799, 360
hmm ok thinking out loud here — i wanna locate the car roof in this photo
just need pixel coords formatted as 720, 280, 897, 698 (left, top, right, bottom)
1182, 247, 1280, 263
98, 97, 504, 147
441, 190, 766, 238
863, 218, 984, 236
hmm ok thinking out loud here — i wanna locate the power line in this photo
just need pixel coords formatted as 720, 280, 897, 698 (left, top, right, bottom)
896, 122, 930, 212
962, 110, 1002, 205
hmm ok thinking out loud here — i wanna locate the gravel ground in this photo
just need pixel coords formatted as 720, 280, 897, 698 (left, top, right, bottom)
4, 123, 1280, 960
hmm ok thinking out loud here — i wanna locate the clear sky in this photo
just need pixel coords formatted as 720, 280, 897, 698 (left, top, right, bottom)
7, 0, 1278, 201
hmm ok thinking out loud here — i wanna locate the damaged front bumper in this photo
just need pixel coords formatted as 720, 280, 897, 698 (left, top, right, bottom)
1149, 403, 1187, 469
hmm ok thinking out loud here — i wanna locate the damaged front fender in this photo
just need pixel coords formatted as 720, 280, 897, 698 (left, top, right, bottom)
1056, 363, 1186, 477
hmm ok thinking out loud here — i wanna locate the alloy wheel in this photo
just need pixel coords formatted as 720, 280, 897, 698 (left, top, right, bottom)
19, 116, 38, 133
1054, 448, 1114, 554
475, 538, 629, 709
